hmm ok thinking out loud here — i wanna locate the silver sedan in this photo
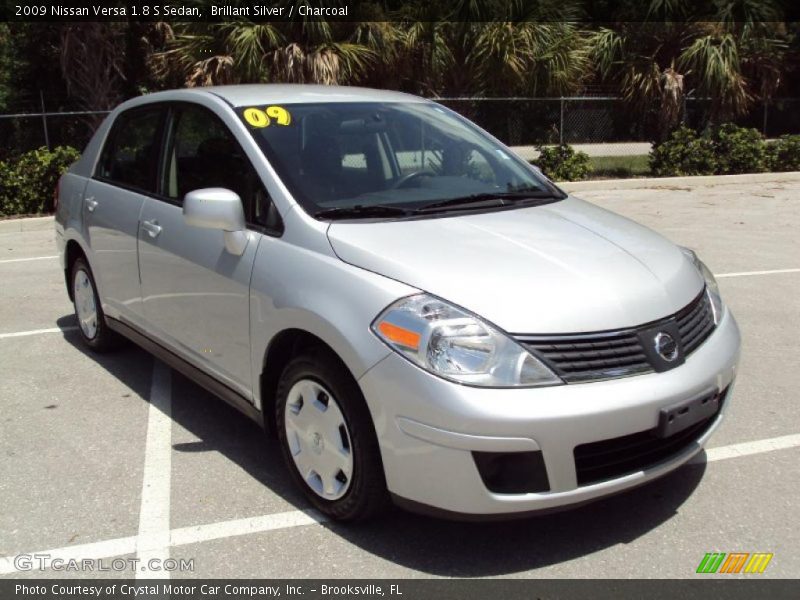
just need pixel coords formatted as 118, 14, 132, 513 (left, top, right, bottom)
55, 85, 740, 521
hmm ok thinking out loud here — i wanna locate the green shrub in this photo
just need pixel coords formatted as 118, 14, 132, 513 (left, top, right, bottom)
711, 123, 767, 175
533, 144, 592, 181
0, 146, 80, 216
649, 126, 716, 177
651, 124, 773, 177
766, 135, 800, 172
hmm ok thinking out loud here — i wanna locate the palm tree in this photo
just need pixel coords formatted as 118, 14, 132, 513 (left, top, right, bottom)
392, 0, 590, 98
590, 0, 789, 138
271, 19, 376, 85
60, 23, 127, 123
157, 1, 590, 98
155, 1, 384, 87
590, 21, 699, 139
471, 1, 590, 97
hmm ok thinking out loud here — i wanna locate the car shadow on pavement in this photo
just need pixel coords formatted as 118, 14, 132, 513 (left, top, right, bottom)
329, 461, 707, 576
56, 314, 308, 508
57, 315, 155, 403
58, 314, 707, 576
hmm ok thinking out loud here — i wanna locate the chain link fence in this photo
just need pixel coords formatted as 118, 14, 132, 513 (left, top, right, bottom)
3, 97, 800, 162
0, 110, 109, 161
439, 97, 800, 160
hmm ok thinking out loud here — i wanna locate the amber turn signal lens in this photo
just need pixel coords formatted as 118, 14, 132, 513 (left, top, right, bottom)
377, 321, 421, 350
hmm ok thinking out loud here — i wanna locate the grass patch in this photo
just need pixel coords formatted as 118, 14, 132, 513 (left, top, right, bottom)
589, 154, 650, 179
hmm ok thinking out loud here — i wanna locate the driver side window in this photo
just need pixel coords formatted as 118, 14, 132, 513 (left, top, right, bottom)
162, 104, 281, 232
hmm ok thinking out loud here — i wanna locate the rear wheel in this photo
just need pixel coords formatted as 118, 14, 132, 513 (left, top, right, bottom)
71, 257, 120, 351
275, 348, 389, 521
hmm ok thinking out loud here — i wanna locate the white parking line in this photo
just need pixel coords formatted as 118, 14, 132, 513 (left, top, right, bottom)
0, 254, 58, 265
0, 326, 78, 339
169, 509, 327, 547
135, 361, 172, 581
716, 268, 800, 278
702, 433, 800, 463
0, 510, 323, 576
0, 536, 137, 575
1, 432, 797, 576
0, 255, 58, 264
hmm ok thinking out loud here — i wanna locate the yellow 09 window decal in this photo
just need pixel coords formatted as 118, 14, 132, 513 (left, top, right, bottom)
241, 106, 292, 128
243, 108, 269, 128
265, 105, 291, 125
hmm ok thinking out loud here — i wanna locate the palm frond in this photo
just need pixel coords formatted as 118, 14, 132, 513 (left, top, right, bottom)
679, 33, 751, 118
217, 21, 283, 82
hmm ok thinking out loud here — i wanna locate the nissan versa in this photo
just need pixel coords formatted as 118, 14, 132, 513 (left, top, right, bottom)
55, 85, 740, 521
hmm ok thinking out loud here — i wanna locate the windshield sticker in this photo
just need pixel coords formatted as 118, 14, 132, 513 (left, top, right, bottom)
266, 105, 292, 125
243, 108, 269, 128
242, 106, 292, 128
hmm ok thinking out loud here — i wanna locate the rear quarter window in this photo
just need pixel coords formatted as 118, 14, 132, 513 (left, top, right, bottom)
96, 106, 164, 193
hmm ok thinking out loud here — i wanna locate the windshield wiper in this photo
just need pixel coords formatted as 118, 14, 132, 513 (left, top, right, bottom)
313, 189, 563, 219
417, 190, 562, 213
314, 204, 414, 220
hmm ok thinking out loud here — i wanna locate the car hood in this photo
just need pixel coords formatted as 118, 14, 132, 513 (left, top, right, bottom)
326, 196, 704, 334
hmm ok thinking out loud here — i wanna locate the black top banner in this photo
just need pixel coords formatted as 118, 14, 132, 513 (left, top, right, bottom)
2, 0, 800, 23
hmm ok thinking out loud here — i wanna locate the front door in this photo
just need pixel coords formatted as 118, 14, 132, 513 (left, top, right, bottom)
138, 104, 270, 397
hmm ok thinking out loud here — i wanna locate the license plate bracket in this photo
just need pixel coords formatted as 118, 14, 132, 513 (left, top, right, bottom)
657, 390, 720, 438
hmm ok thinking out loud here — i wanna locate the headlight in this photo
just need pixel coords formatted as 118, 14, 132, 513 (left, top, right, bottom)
681, 247, 723, 323
371, 294, 563, 388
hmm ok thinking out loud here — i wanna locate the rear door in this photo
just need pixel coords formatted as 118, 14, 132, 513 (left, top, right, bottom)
138, 103, 278, 397
84, 105, 166, 323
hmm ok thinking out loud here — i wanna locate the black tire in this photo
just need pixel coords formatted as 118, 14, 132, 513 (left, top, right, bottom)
70, 257, 121, 352
275, 347, 389, 522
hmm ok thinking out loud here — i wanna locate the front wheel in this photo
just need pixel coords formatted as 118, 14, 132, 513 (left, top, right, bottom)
71, 257, 120, 351
275, 348, 389, 521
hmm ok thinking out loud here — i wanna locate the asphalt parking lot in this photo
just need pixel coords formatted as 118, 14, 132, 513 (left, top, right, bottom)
1, 173, 798, 579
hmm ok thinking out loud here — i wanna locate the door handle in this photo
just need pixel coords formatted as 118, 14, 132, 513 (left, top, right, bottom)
141, 219, 162, 238
85, 197, 98, 212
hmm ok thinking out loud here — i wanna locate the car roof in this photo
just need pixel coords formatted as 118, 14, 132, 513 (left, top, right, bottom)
138, 84, 429, 107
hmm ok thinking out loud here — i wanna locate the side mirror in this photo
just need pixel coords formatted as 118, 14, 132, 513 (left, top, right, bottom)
183, 188, 249, 256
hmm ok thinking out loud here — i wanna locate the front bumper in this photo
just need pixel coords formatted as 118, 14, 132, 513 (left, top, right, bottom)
358, 307, 740, 516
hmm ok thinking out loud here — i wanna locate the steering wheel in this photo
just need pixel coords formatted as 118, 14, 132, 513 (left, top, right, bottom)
391, 170, 436, 189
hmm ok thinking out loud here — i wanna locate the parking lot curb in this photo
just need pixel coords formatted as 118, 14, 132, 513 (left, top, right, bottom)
0, 215, 54, 233
560, 171, 800, 192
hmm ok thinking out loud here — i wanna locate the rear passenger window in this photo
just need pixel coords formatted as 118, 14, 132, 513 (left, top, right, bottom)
97, 107, 163, 193
163, 105, 279, 231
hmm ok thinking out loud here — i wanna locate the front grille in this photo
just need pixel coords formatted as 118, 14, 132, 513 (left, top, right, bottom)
519, 330, 651, 382
517, 288, 715, 383
676, 290, 716, 355
573, 388, 726, 486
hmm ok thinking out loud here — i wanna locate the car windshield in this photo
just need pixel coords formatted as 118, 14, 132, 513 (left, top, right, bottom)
236, 102, 564, 218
